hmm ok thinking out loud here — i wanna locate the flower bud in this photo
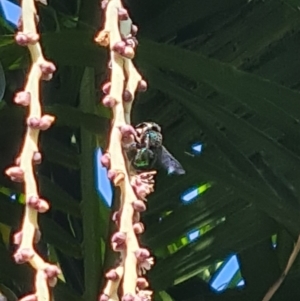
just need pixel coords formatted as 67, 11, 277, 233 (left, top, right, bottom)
32, 152, 42, 165
14, 91, 31, 106
101, 0, 109, 9
119, 124, 136, 139
135, 248, 150, 262
112, 41, 126, 54
136, 277, 149, 289
107, 169, 117, 181
133, 185, 148, 200
102, 95, 116, 108
15, 32, 39, 46
27, 196, 49, 213
111, 232, 126, 251
100, 153, 110, 168
105, 269, 119, 281
39, 61, 56, 81
13, 231, 23, 245
123, 46, 135, 59
132, 200, 146, 212
14, 248, 34, 264
39, 115, 55, 130
133, 222, 144, 234
44, 264, 61, 278
123, 90, 133, 102
5, 166, 24, 182
131, 24, 138, 36
137, 80, 148, 92
102, 82, 111, 94
27, 117, 40, 128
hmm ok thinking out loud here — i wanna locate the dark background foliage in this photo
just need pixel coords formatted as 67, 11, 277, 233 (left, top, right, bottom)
1, 0, 300, 300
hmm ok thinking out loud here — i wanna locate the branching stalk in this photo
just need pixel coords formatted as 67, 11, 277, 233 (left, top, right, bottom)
5, 1, 59, 301
95, 1, 154, 300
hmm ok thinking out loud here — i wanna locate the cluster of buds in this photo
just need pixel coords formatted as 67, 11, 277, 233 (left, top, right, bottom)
26, 195, 50, 213
15, 31, 39, 46
131, 172, 155, 201
27, 115, 55, 131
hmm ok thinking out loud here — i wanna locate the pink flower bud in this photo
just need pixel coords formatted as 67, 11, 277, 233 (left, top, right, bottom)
19, 294, 37, 301
105, 269, 119, 280
132, 200, 146, 212
99, 294, 109, 301
123, 46, 135, 59
102, 82, 111, 94
39, 115, 55, 130
112, 41, 126, 54
13, 231, 23, 245
112, 211, 120, 222
27, 117, 41, 128
102, 95, 116, 108
111, 232, 126, 245
123, 90, 133, 102
14, 91, 31, 106
14, 248, 34, 264
44, 264, 61, 278
37, 199, 50, 213
111, 232, 126, 251
136, 277, 149, 289
26, 195, 39, 209
101, 0, 109, 9
15, 32, 39, 46
48, 277, 57, 287
119, 124, 136, 139
27, 196, 49, 213
137, 80, 147, 92
107, 169, 117, 181
100, 153, 110, 168
133, 222, 144, 234
39, 61, 56, 81
5, 166, 24, 182
133, 185, 148, 200
27, 115, 55, 130
118, 8, 129, 20
122, 294, 135, 301
32, 152, 42, 165
125, 37, 138, 48
131, 24, 138, 36
135, 248, 150, 262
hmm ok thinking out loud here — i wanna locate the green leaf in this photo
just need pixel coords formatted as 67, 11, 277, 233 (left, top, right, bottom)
45, 104, 108, 133
39, 175, 81, 217
149, 208, 277, 290
0, 194, 82, 258
0, 284, 18, 301
42, 137, 81, 170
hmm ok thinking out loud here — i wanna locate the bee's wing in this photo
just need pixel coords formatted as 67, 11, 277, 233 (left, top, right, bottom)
159, 146, 185, 175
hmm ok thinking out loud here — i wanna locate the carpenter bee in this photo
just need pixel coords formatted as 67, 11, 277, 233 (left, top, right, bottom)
126, 122, 185, 175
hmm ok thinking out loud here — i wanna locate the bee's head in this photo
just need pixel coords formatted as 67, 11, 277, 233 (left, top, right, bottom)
135, 122, 161, 134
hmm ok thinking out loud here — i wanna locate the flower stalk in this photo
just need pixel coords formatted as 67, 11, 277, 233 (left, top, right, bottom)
95, 0, 154, 300
5, 0, 59, 301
